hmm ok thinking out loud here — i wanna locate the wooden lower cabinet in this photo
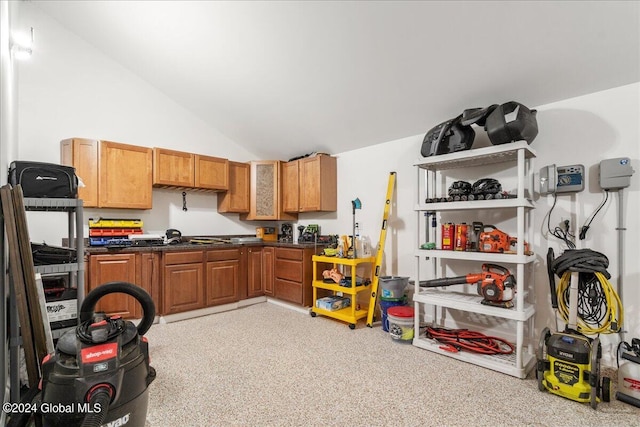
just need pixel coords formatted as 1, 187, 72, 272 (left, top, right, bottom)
87, 245, 324, 318
162, 251, 205, 314
273, 247, 319, 306
246, 246, 263, 298
263, 247, 275, 296
206, 248, 240, 306
87, 252, 158, 318
140, 252, 160, 312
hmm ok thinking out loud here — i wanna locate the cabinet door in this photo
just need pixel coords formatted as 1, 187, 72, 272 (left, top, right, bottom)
281, 160, 299, 213
299, 155, 337, 212
99, 141, 153, 209
246, 247, 263, 298
153, 148, 194, 187
195, 154, 228, 190
218, 161, 250, 213
163, 263, 205, 314
249, 160, 279, 219
206, 260, 240, 305
61, 138, 99, 207
263, 247, 274, 296
88, 253, 140, 318
241, 161, 297, 220
138, 252, 160, 315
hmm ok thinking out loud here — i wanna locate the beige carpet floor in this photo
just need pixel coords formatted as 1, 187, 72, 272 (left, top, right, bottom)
143, 302, 640, 426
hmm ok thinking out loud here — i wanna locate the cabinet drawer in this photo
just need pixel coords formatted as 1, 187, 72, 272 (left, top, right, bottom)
206, 248, 241, 262
275, 248, 303, 261
274, 278, 302, 305
163, 251, 203, 265
275, 259, 302, 282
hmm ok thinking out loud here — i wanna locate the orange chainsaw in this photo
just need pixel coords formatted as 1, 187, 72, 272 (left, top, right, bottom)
478, 225, 531, 254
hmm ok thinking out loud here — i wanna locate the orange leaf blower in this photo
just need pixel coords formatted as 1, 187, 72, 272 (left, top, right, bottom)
421, 263, 516, 308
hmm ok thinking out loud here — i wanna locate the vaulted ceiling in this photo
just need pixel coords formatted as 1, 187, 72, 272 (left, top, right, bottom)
34, 1, 640, 159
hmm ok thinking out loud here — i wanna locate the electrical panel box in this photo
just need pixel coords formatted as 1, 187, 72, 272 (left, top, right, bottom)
599, 157, 634, 190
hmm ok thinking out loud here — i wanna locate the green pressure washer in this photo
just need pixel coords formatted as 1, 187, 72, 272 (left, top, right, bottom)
536, 249, 611, 409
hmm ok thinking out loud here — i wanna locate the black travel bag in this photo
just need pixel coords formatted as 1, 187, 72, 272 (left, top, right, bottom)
462, 101, 538, 145
31, 242, 77, 265
8, 161, 78, 198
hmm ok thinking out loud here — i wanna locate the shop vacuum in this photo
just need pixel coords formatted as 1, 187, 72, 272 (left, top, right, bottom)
9, 282, 156, 427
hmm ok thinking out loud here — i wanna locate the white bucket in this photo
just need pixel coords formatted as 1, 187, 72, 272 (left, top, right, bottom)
387, 306, 414, 341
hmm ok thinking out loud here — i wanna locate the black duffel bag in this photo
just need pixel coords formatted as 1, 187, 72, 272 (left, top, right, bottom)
8, 161, 78, 198
31, 242, 77, 265
462, 101, 538, 145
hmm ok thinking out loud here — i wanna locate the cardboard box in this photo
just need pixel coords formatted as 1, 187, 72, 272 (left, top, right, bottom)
315, 296, 351, 311
256, 227, 277, 241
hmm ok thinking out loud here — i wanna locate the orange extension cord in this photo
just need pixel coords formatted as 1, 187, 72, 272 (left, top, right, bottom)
425, 326, 514, 355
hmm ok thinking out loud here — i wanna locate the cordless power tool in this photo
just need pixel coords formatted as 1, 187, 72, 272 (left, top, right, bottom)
421, 263, 515, 308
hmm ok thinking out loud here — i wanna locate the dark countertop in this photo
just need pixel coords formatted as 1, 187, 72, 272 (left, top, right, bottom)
84, 240, 325, 254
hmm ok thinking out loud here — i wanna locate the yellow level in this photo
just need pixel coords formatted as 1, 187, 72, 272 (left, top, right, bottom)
366, 171, 396, 327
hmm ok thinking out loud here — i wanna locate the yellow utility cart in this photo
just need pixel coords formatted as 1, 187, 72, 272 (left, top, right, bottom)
310, 255, 375, 329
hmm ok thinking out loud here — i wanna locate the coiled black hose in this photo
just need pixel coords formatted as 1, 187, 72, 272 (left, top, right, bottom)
80, 388, 112, 427
550, 248, 611, 279
80, 281, 155, 336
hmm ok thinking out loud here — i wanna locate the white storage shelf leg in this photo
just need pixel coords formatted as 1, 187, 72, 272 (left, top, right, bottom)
412, 141, 536, 379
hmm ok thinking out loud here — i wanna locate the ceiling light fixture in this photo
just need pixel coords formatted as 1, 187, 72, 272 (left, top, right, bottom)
11, 27, 34, 60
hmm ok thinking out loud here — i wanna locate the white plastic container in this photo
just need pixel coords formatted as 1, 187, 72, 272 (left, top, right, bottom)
617, 342, 640, 407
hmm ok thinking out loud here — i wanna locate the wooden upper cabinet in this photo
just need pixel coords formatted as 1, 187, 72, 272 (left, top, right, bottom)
153, 148, 229, 191
240, 160, 297, 221
153, 148, 195, 187
218, 161, 250, 213
61, 138, 99, 207
100, 141, 153, 209
282, 155, 337, 213
61, 138, 152, 209
281, 160, 299, 213
195, 154, 229, 190
299, 155, 337, 212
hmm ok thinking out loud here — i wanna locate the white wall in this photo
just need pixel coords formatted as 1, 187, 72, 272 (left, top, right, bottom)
305, 83, 638, 365
15, 2, 263, 242
534, 84, 640, 363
